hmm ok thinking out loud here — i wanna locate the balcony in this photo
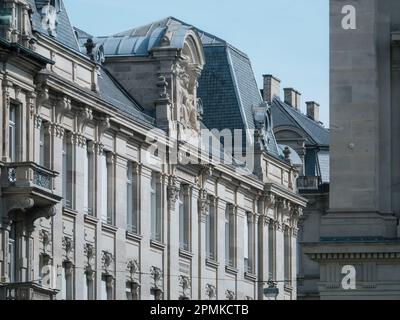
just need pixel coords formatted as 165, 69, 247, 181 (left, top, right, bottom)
0, 282, 58, 300
297, 176, 322, 192
1, 162, 61, 218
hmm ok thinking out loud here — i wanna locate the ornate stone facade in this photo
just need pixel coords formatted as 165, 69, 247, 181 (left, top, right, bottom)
0, 0, 306, 300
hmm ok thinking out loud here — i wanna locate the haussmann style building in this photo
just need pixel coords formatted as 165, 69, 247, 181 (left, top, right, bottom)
0, 0, 307, 300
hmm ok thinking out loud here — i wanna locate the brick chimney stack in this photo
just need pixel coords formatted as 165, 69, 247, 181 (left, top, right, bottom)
306, 101, 320, 122
262, 74, 281, 103
284, 88, 302, 110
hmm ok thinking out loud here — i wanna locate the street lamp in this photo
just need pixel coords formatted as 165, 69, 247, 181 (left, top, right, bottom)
263, 279, 279, 300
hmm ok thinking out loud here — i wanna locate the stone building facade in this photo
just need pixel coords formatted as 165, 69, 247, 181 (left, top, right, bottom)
0, 1, 306, 300
265, 77, 330, 300
305, 0, 400, 299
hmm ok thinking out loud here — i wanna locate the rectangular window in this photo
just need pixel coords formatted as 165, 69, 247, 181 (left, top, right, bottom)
268, 223, 276, 280
84, 142, 94, 215
99, 152, 115, 225
179, 187, 190, 251
150, 173, 161, 242
39, 123, 51, 167
9, 104, 18, 162
284, 228, 291, 285
206, 196, 216, 260
62, 138, 74, 209
244, 213, 254, 273
225, 205, 235, 268
127, 162, 138, 233
8, 225, 16, 283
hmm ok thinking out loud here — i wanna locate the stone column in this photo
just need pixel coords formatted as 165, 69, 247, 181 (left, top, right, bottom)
291, 226, 299, 299
197, 190, 209, 300
164, 176, 181, 300
190, 186, 199, 299
114, 154, 128, 300
258, 215, 270, 300
0, 218, 11, 282
50, 124, 64, 298
2, 80, 12, 162
236, 207, 245, 297
139, 166, 152, 300
275, 221, 285, 300
216, 198, 227, 300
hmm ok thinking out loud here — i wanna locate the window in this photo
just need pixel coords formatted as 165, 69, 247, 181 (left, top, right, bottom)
84, 142, 94, 215
244, 212, 254, 273
284, 227, 291, 285
150, 173, 161, 242
205, 196, 216, 260
268, 223, 276, 280
9, 104, 18, 162
39, 123, 51, 167
61, 262, 74, 300
101, 274, 113, 300
225, 205, 235, 268
101, 151, 114, 225
127, 162, 138, 233
8, 225, 16, 282
179, 187, 190, 251
62, 137, 74, 209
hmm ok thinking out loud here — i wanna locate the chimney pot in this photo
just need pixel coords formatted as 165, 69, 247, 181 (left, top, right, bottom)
263, 74, 281, 103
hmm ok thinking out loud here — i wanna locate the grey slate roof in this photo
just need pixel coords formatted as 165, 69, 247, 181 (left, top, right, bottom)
97, 68, 155, 125
271, 98, 330, 147
28, 0, 81, 51
271, 97, 330, 182
77, 17, 196, 56
87, 17, 282, 158
21, 2, 155, 126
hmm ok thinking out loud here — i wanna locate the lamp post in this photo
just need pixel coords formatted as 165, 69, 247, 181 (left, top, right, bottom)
263, 279, 279, 300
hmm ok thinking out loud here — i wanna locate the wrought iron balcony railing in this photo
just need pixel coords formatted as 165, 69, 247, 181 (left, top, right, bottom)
1, 162, 58, 194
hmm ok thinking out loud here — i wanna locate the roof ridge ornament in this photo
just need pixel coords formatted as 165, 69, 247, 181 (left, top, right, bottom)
84, 38, 105, 65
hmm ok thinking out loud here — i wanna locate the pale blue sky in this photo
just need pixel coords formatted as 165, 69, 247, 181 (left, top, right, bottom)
65, 0, 329, 126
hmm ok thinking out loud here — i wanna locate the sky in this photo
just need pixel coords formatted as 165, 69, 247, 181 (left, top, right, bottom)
64, 0, 329, 126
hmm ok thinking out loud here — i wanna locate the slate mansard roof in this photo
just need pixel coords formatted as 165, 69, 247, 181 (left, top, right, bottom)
84, 17, 282, 158
271, 98, 330, 147
25, 1, 154, 126
271, 98, 330, 182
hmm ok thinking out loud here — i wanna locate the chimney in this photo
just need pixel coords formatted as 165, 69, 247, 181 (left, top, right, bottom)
262, 75, 281, 103
284, 88, 301, 109
306, 101, 320, 122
